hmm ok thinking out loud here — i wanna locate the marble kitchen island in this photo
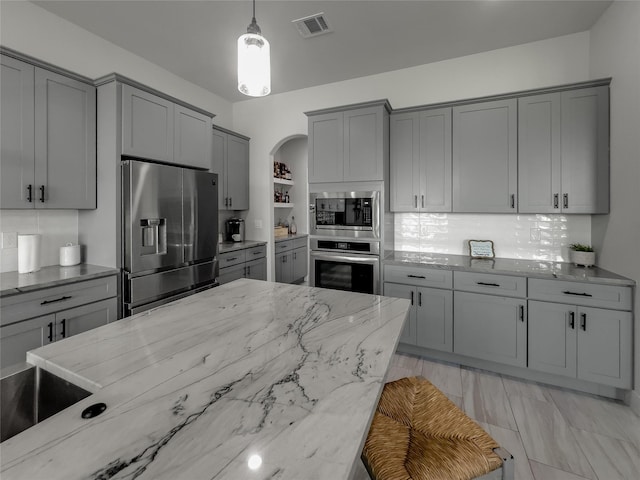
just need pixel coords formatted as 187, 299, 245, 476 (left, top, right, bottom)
0, 279, 410, 480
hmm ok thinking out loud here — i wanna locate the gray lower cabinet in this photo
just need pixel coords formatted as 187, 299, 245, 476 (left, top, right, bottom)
122, 83, 212, 170
452, 98, 518, 213
212, 127, 250, 210
307, 101, 389, 183
1, 53, 96, 209
454, 291, 527, 368
275, 238, 307, 284
384, 282, 453, 352
528, 279, 632, 389
1, 293, 117, 369
390, 108, 452, 212
218, 245, 266, 284
518, 86, 609, 214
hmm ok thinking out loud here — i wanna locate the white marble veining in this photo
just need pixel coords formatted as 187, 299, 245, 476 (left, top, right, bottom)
0, 279, 410, 480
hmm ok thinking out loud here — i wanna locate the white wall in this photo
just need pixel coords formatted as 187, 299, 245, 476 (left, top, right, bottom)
0, 1, 233, 127
589, 0, 640, 409
233, 32, 591, 276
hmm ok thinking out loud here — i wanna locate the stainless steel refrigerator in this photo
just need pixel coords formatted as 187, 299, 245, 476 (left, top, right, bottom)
122, 160, 218, 316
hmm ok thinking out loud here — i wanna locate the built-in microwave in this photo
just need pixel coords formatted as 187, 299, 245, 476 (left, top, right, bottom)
309, 191, 380, 238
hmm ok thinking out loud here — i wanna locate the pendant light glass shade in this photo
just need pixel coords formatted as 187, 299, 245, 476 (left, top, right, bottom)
237, 32, 270, 97
237, 0, 270, 97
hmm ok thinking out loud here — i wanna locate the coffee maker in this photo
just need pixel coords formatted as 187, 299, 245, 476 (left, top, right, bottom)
225, 218, 245, 242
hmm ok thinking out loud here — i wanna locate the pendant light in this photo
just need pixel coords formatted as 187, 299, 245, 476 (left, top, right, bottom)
237, 0, 271, 97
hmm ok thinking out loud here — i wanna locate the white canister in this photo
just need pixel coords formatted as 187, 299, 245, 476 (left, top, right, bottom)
60, 243, 81, 266
18, 234, 42, 273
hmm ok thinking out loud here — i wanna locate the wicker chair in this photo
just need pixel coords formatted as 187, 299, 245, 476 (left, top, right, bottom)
362, 377, 514, 480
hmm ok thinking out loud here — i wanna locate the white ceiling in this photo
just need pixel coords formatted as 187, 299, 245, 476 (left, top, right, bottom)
33, 0, 612, 103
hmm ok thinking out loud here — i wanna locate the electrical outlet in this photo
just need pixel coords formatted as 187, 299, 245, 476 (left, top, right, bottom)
1, 232, 18, 249
255, 219, 263, 229
530, 228, 541, 242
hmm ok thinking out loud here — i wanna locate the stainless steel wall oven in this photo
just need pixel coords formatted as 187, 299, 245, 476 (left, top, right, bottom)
310, 239, 380, 295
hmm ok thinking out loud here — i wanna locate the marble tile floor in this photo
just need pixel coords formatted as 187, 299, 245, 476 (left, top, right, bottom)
361, 353, 640, 480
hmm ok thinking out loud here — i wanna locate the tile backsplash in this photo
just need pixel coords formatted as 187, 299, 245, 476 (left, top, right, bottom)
394, 213, 591, 262
0, 210, 79, 273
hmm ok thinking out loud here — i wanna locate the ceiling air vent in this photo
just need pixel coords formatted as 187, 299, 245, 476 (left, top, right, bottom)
292, 13, 333, 38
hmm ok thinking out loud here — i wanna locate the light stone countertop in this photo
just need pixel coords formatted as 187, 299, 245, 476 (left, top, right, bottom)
218, 240, 267, 254
1, 278, 410, 480
384, 251, 635, 286
0, 264, 119, 298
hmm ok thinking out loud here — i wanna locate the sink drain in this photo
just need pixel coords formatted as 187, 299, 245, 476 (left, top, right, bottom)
81, 403, 107, 419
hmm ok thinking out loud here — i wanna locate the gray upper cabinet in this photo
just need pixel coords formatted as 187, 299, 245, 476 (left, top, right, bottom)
452, 99, 517, 213
35, 68, 96, 209
122, 84, 174, 163
390, 108, 452, 212
1, 55, 35, 209
1, 54, 96, 209
518, 86, 609, 214
307, 101, 389, 183
518, 93, 561, 213
174, 104, 213, 171
560, 86, 609, 214
212, 127, 250, 211
122, 83, 213, 170
308, 111, 343, 183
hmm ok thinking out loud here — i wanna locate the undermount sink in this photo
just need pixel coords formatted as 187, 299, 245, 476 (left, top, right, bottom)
1, 365, 91, 442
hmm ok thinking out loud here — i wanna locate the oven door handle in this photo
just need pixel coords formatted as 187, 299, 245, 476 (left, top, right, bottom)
310, 252, 380, 265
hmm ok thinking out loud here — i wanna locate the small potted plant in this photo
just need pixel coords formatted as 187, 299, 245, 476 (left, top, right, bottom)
569, 243, 596, 267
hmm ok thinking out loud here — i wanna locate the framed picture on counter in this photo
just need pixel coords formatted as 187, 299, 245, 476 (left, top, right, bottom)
468, 240, 495, 258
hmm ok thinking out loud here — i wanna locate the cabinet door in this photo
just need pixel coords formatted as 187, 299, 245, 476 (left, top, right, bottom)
308, 112, 343, 183
419, 108, 452, 212
56, 298, 117, 340
390, 112, 420, 212
211, 129, 227, 208
344, 106, 385, 182
292, 247, 308, 282
416, 287, 453, 352
0, 55, 35, 209
384, 283, 417, 345
34, 68, 96, 209
226, 135, 249, 210
0, 314, 55, 369
452, 99, 517, 212
174, 105, 212, 170
245, 258, 267, 281
275, 251, 292, 284
577, 306, 632, 388
561, 86, 609, 214
518, 93, 561, 213
454, 292, 526, 367
528, 300, 577, 378
122, 84, 174, 163
219, 263, 246, 285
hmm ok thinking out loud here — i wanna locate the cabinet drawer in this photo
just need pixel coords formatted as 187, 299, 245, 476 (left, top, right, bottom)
293, 237, 307, 250
218, 263, 246, 285
384, 265, 452, 289
454, 271, 526, 298
528, 278, 632, 310
275, 240, 292, 253
218, 250, 246, 268
245, 245, 266, 260
0, 276, 117, 326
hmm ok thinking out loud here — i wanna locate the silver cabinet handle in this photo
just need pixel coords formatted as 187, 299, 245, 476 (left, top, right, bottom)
477, 282, 500, 287
563, 193, 569, 209
26, 184, 33, 203
39, 185, 46, 203
553, 194, 559, 209
421, 195, 425, 208
408, 274, 426, 279
580, 313, 587, 331
418, 291, 422, 307
414, 195, 418, 208
519, 305, 524, 322
569, 311, 575, 329
410, 290, 414, 306
229, 197, 232, 208
510, 194, 515, 209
